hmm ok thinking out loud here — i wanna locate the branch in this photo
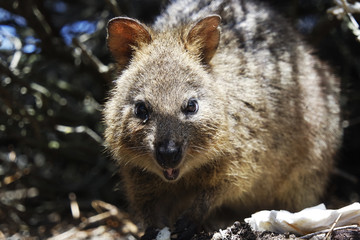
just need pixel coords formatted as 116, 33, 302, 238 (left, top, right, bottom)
328, 0, 360, 41
105, 0, 122, 16
329, 0, 360, 17
72, 37, 113, 84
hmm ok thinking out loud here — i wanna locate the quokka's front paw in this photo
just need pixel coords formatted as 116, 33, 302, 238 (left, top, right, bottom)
141, 226, 159, 240
171, 215, 199, 240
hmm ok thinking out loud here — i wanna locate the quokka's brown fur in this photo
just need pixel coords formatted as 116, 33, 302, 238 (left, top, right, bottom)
104, 0, 342, 238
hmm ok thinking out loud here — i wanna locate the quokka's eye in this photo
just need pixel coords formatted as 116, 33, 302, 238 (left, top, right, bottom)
134, 102, 149, 122
183, 98, 199, 115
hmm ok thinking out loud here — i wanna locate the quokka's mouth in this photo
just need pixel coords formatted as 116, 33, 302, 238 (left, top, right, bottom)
163, 168, 180, 181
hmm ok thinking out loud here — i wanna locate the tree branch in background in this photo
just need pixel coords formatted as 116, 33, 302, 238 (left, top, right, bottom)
0, 0, 113, 86
105, 0, 122, 17
328, 0, 360, 41
73, 37, 113, 84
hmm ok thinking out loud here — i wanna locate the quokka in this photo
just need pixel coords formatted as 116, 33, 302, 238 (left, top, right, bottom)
104, 0, 342, 239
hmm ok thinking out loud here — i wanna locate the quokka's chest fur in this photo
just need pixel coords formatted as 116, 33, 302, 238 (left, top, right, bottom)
104, 0, 342, 238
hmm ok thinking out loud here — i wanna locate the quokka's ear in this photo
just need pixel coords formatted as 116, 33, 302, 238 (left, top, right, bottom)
107, 17, 152, 68
185, 15, 221, 64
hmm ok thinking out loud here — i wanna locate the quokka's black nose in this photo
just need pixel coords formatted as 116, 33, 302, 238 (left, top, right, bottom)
155, 140, 182, 168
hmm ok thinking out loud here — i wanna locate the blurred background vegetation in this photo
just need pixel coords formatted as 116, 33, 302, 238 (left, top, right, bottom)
0, 0, 359, 239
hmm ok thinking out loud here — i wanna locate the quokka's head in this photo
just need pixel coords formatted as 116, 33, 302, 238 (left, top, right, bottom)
104, 15, 227, 182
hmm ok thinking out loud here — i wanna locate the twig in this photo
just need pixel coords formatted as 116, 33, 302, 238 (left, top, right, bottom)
91, 200, 130, 227
324, 213, 342, 240
0, 58, 29, 88
0, 27, 22, 70
332, 167, 358, 184
328, 0, 360, 17
49, 200, 140, 240
300, 225, 359, 239
55, 125, 104, 144
91, 200, 140, 238
69, 193, 80, 219
2, 168, 32, 186
79, 211, 114, 228
72, 38, 112, 84
31, 2, 52, 36
337, 0, 360, 14
328, 0, 360, 41
340, 0, 360, 28
105, 0, 122, 16
48, 227, 78, 240
72, 38, 109, 74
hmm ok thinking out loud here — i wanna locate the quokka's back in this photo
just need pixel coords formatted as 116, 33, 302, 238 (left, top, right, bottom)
104, 0, 342, 239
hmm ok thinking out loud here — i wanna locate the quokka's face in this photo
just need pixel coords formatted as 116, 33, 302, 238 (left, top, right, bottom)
105, 51, 224, 182
104, 15, 224, 181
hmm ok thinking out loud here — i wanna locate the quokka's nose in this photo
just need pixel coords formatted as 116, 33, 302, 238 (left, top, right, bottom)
155, 140, 182, 169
